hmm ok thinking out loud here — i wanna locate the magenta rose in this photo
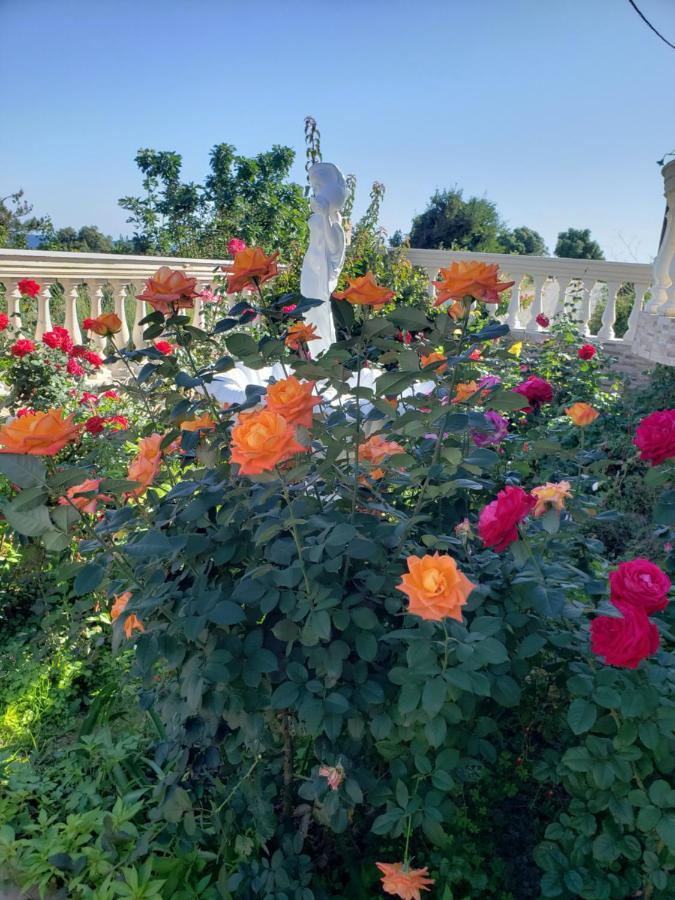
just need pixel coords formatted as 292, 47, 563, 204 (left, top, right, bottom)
591, 602, 659, 669
513, 376, 553, 411
633, 409, 675, 466
472, 410, 509, 447
609, 559, 671, 615
478, 485, 536, 551
227, 238, 247, 255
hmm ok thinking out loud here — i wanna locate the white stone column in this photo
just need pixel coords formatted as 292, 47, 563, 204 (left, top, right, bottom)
88, 282, 107, 351
503, 270, 525, 329
647, 159, 675, 315
623, 282, 649, 343
35, 283, 53, 339
114, 283, 131, 346
5, 281, 22, 332
598, 280, 622, 341
424, 266, 438, 302
131, 285, 149, 348
552, 277, 571, 318
61, 280, 83, 344
192, 295, 205, 330
525, 273, 546, 333
577, 281, 592, 336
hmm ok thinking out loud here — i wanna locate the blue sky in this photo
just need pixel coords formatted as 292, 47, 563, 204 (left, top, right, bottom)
2, 0, 674, 261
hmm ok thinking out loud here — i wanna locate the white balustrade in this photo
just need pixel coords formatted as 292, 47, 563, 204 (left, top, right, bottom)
525, 273, 547, 333
35, 283, 53, 338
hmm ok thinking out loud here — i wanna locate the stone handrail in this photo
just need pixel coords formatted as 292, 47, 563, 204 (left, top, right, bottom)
404, 248, 653, 343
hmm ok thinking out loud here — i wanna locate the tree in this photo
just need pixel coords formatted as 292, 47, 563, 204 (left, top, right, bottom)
554, 227, 604, 260
119, 144, 309, 258
498, 225, 548, 256
0, 190, 48, 249
38, 224, 132, 253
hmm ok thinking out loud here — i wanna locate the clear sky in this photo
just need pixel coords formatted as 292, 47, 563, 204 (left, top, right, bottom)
2, 0, 674, 262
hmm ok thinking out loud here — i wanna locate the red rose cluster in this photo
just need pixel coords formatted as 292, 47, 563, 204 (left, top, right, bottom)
591, 559, 671, 669
85, 414, 128, 435
633, 409, 675, 466
0, 313, 9, 332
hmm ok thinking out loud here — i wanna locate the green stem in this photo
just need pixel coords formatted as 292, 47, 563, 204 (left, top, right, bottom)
403, 815, 413, 866
277, 467, 313, 603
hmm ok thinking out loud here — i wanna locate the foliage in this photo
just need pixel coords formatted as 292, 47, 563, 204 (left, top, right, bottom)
554, 228, 604, 260
0, 190, 48, 250
38, 224, 133, 254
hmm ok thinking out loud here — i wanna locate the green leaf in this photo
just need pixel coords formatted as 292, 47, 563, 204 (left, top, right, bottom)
422, 678, 447, 717
637, 806, 662, 831
1, 498, 52, 536
593, 686, 621, 709
592, 831, 620, 863
208, 601, 245, 626
567, 699, 597, 735
74, 563, 105, 596
225, 333, 259, 358
270, 681, 300, 709
656, 813, 675, 850
649, 780, 671, 807
398, 682, 421, 714
0, 454, 46, 488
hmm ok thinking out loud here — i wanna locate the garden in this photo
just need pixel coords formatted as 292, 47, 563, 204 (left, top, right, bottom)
0, 233, 674, 900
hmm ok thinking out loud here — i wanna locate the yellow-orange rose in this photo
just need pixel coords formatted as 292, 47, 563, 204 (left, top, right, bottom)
0, 408, 81, 456
531, 481, 572, 517
360, 433, 405, 466
266, 377, 322, 428
433, 260, 515, 306
420, 351, 448, 373
333, 272, 395, 307
127, 433, 163, 497
179, 413, 216, 433
397, 552, 475, 621
58, 478, 112, 514
225, 247, 280, 294
452, 380, 479, 404
285, 322, 320, 350
565, 402, 599, 426
85, 313, 123, 336
230, 409, 308, 476
137, 267, 198, 315
376, 862, 434, 900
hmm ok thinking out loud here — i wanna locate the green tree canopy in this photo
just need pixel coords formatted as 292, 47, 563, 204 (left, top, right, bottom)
497, 225, 548, 256
119, 144, 309, 258
554, 227, 604, 260
38, 224, 132, 254
0, 190, 48, 249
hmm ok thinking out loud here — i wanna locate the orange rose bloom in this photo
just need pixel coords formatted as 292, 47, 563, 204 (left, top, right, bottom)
123, 614, 144, 639
137, 267, 199, 315
0, 408, 81, 456
86, 313, 123, 336
397, 552, 475, 621
179, 413, 216, 433
420, 351, 448, 373
452, 380, 479, 404
333, 272, 395, 307
111, 591, 132, 622
266, 377, 322, 428
565, 402, 599, 426
376, 862, 435, 900
360, 433, 405, 466
58, 478, 113, 514
433, 260, 514, 306
285, 322, 320, 350
230, 409, 308, 475
531, 481, 572, 517
225, 247, 280, 294
127, 433, 163, 497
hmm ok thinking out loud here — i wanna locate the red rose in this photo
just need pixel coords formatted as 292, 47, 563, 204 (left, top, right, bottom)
103, 390, 119, 400
634, 409, 675, 466
282, 304, 297, 314
535, 313, 550, 328
478, 485, 536, 551
42, 331, 62, 349
70, 345, 86, 358
84, 351, 103, 368
67, 358, 85, 377
591, 602, 659, 669
154, 340, 174, 355
16, 407, 33, 418
18, 279, 40, 298
578, 344, 596, 360
609, 559, 671, 615
85, 415, 106, 435
0, 313, 9, 332
10, 339, 35, 357
79, 392, 99, 406
512, 376, 553, 411
107, 415, 128, 430
227, 238, 247, 255
82, 317, 97, 331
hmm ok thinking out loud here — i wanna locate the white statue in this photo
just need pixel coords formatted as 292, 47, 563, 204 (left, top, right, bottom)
300, 163, 348, 355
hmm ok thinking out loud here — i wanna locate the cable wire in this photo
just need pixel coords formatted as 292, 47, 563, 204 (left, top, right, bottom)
627, 0, 675, 50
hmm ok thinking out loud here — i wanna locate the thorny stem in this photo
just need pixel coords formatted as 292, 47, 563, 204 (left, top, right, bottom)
277, 467, 313, 603
213, 754, 262, 815
282, 712, 294, 818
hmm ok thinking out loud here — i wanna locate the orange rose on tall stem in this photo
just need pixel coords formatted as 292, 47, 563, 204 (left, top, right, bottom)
225, 247, 279, 294
397, 552, 475, 621
333, 272, 395, 307
452, 380, 479, 404
565, 402, 599, 426
230, 409, 308, 475
376, 862, 434, 899
127, 433, 163, 497
58, 478, 113, 514
137, 267, 199, 316
359, 433, 405, 466
285, 322, 320, 351
266, 377, 322, 428
0, 409, 81, 455
84, 313, 123, 336
179, 413, 216, 433
420, 351, 447, 373
433, 260, 514, 306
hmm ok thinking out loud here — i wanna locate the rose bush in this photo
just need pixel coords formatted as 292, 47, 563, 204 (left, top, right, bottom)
0, 253, 673, 899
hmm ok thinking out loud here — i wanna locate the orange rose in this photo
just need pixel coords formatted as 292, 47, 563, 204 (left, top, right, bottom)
0, 408, 81, 456
58, 478, 113, 514
333, 272, 395, 307
127, 433, 163, 497
111, 591, 132, 622
225, 247, 280, 294
123, 613, 144, 639
452, 380, 479, 404
433, 260, 514, 306
136, 267, 199, 315
85, 313, 123, 336
230, 409, 308, 475
531, 481, 572, 517
397, 552, 475, 621
266, 377, 322, 428
179, 413, 216, 433
360, 433, 405, 466
376, 862, 434, 899
565, 402, 599, 427
285, 322, 320, 350
420, 351, 448, 373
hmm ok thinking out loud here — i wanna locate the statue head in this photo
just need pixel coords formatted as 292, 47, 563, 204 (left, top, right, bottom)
308, 163, 348, 214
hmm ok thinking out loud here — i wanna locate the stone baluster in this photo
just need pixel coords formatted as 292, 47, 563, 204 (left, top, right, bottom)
114, 283, 131, 346
192, 294, 205, 330
424, 266, 438, 302
5, 281, 22, 332
577, 281, 593, 335
597, 280, 622, 340
503, 271, 525, 329
35, 283, 53, 339
623, 282, 649, 343
87, 282, 107, 351
525, 273, 547, 333
131, 286, 149, 348
552, 277, 571, 318
646, 159, 675, 315
61, 280, 83, 344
